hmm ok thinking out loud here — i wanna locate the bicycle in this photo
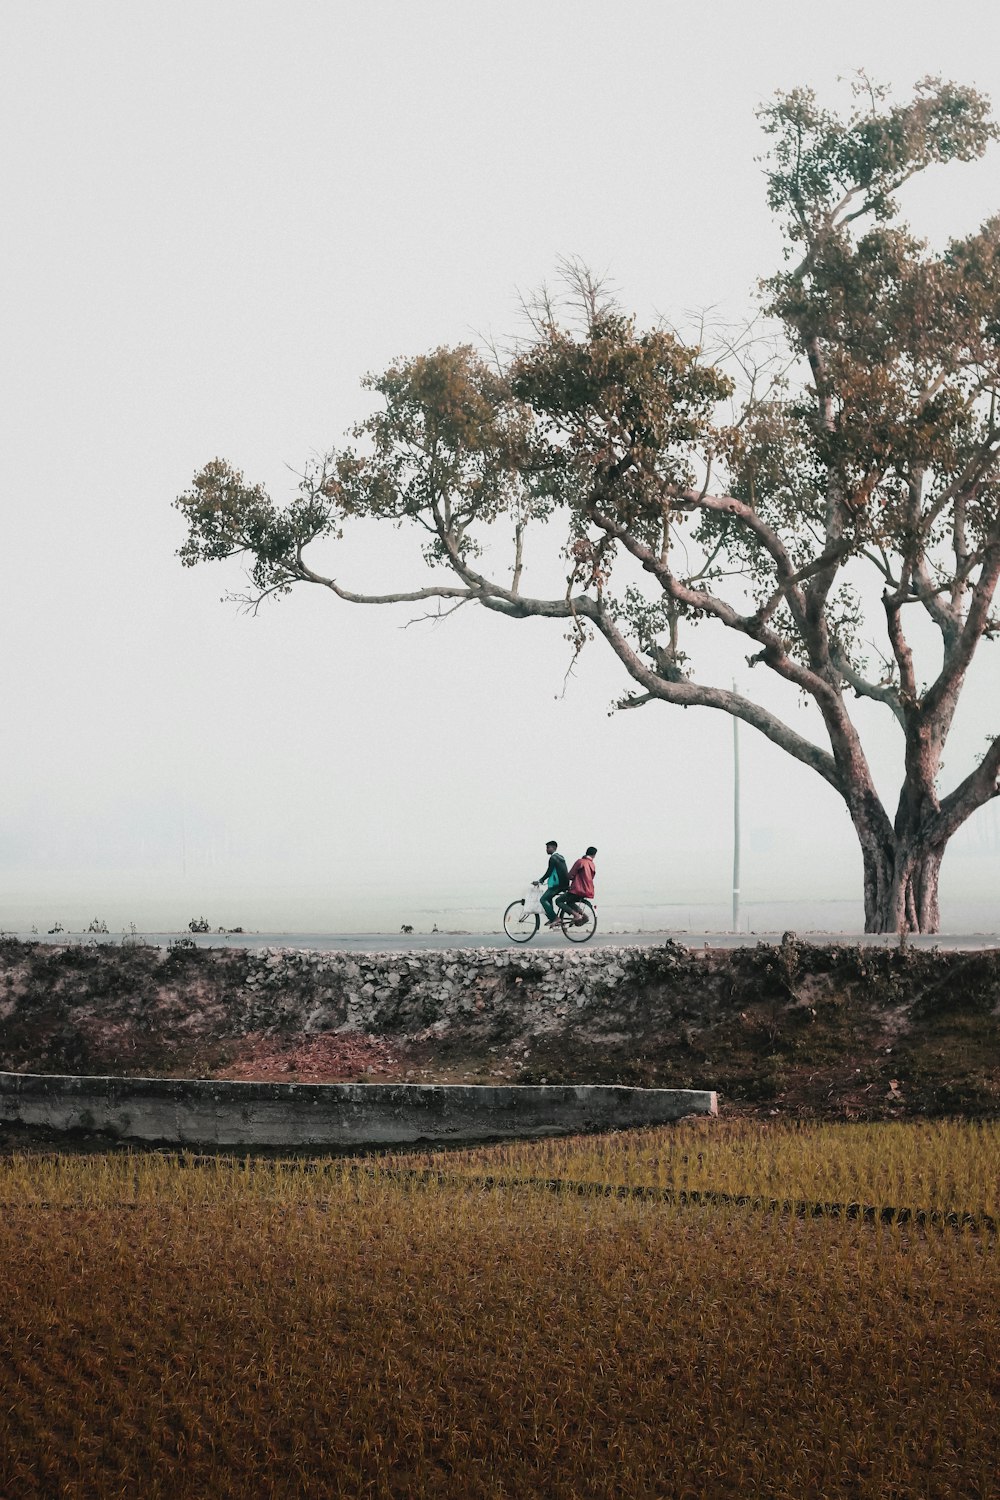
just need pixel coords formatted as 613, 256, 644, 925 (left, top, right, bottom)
502, 887, 597, 944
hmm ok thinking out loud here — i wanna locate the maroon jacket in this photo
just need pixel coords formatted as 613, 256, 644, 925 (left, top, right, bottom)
567, 855, 595, 899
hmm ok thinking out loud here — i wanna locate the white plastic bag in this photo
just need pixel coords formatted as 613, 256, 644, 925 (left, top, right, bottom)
523, 883, 544, 915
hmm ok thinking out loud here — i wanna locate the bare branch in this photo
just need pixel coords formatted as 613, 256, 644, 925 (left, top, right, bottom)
512, 522, 525, 595
882, 589, 918, 703
295, 552, 478, 607
589, 604, 843, 791
934, 734, 1000, 844
587, 491, 836, 706
923, 529, 1000, 719
401, 598, 472, 628
832, 648, 906, 726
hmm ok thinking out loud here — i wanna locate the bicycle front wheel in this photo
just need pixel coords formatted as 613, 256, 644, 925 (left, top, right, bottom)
560, 898, 597, 942
503, 899, 539, 943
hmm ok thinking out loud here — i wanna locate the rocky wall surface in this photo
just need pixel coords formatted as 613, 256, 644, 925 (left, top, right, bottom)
238, 944, 647, 1039
0, 937, 697, 1081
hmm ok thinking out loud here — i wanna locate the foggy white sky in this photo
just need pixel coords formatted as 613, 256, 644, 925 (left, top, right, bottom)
3, 0, 1000, 933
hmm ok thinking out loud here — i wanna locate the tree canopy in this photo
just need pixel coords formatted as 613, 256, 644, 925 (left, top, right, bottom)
177, 77, 1000, 933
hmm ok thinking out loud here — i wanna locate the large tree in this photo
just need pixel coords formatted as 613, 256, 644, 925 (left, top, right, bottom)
177, 78, 1000, 933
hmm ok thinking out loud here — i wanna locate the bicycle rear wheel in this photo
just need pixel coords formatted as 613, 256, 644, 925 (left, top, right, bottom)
503, 899, 539, 943
560, 898, 596, 942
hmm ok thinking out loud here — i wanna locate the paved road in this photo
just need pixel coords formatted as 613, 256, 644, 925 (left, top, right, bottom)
8, 929, 999, 953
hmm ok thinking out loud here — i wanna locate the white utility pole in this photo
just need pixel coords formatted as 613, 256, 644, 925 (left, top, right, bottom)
732, 683, 741, 932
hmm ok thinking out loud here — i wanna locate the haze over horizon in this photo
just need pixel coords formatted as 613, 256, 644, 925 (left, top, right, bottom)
4, 1, 1000, 934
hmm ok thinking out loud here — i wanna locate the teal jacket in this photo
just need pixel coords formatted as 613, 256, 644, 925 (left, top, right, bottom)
539, 852, 569, 891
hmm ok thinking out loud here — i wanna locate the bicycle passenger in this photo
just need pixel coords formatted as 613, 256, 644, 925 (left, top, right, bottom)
557, 846, 597, 925
535, 840, 569, 928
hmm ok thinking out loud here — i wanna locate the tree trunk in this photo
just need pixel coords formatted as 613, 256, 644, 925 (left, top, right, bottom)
862, 840, 943, 933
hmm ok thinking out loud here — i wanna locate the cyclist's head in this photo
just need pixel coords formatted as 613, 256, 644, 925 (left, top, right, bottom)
545, 840, 558, 851
585, 846, 597, 857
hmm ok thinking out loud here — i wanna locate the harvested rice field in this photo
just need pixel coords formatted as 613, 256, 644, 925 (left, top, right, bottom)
1, 1120, 997, 1499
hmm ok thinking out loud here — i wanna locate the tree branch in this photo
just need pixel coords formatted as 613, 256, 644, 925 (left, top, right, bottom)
589, 605, 843, 791
933, 734, 1000, 845
831, 648, 905, 725
882, 585, 918, 703
923, 530, 1000, 720
294, 552, 478, 607
587, 492, 839, 708
669, 486, 809, 630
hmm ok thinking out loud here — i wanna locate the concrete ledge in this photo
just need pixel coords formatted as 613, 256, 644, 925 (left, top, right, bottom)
0, 1071, 717, 1148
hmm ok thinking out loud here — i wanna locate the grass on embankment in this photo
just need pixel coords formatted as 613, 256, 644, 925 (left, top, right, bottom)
1, 1121, 997, 1499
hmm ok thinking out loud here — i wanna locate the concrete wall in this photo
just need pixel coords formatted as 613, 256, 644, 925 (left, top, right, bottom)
0, 1070, 716, 1149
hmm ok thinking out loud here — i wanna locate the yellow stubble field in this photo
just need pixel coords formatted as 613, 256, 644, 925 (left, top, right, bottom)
1, 1119, 997, 1499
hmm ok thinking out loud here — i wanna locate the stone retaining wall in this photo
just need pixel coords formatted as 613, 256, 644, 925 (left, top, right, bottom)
238, 944, 653, 1038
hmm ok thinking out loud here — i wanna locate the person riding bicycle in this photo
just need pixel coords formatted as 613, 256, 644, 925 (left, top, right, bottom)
556, 847, 597, 925
535, 840, 569, 927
